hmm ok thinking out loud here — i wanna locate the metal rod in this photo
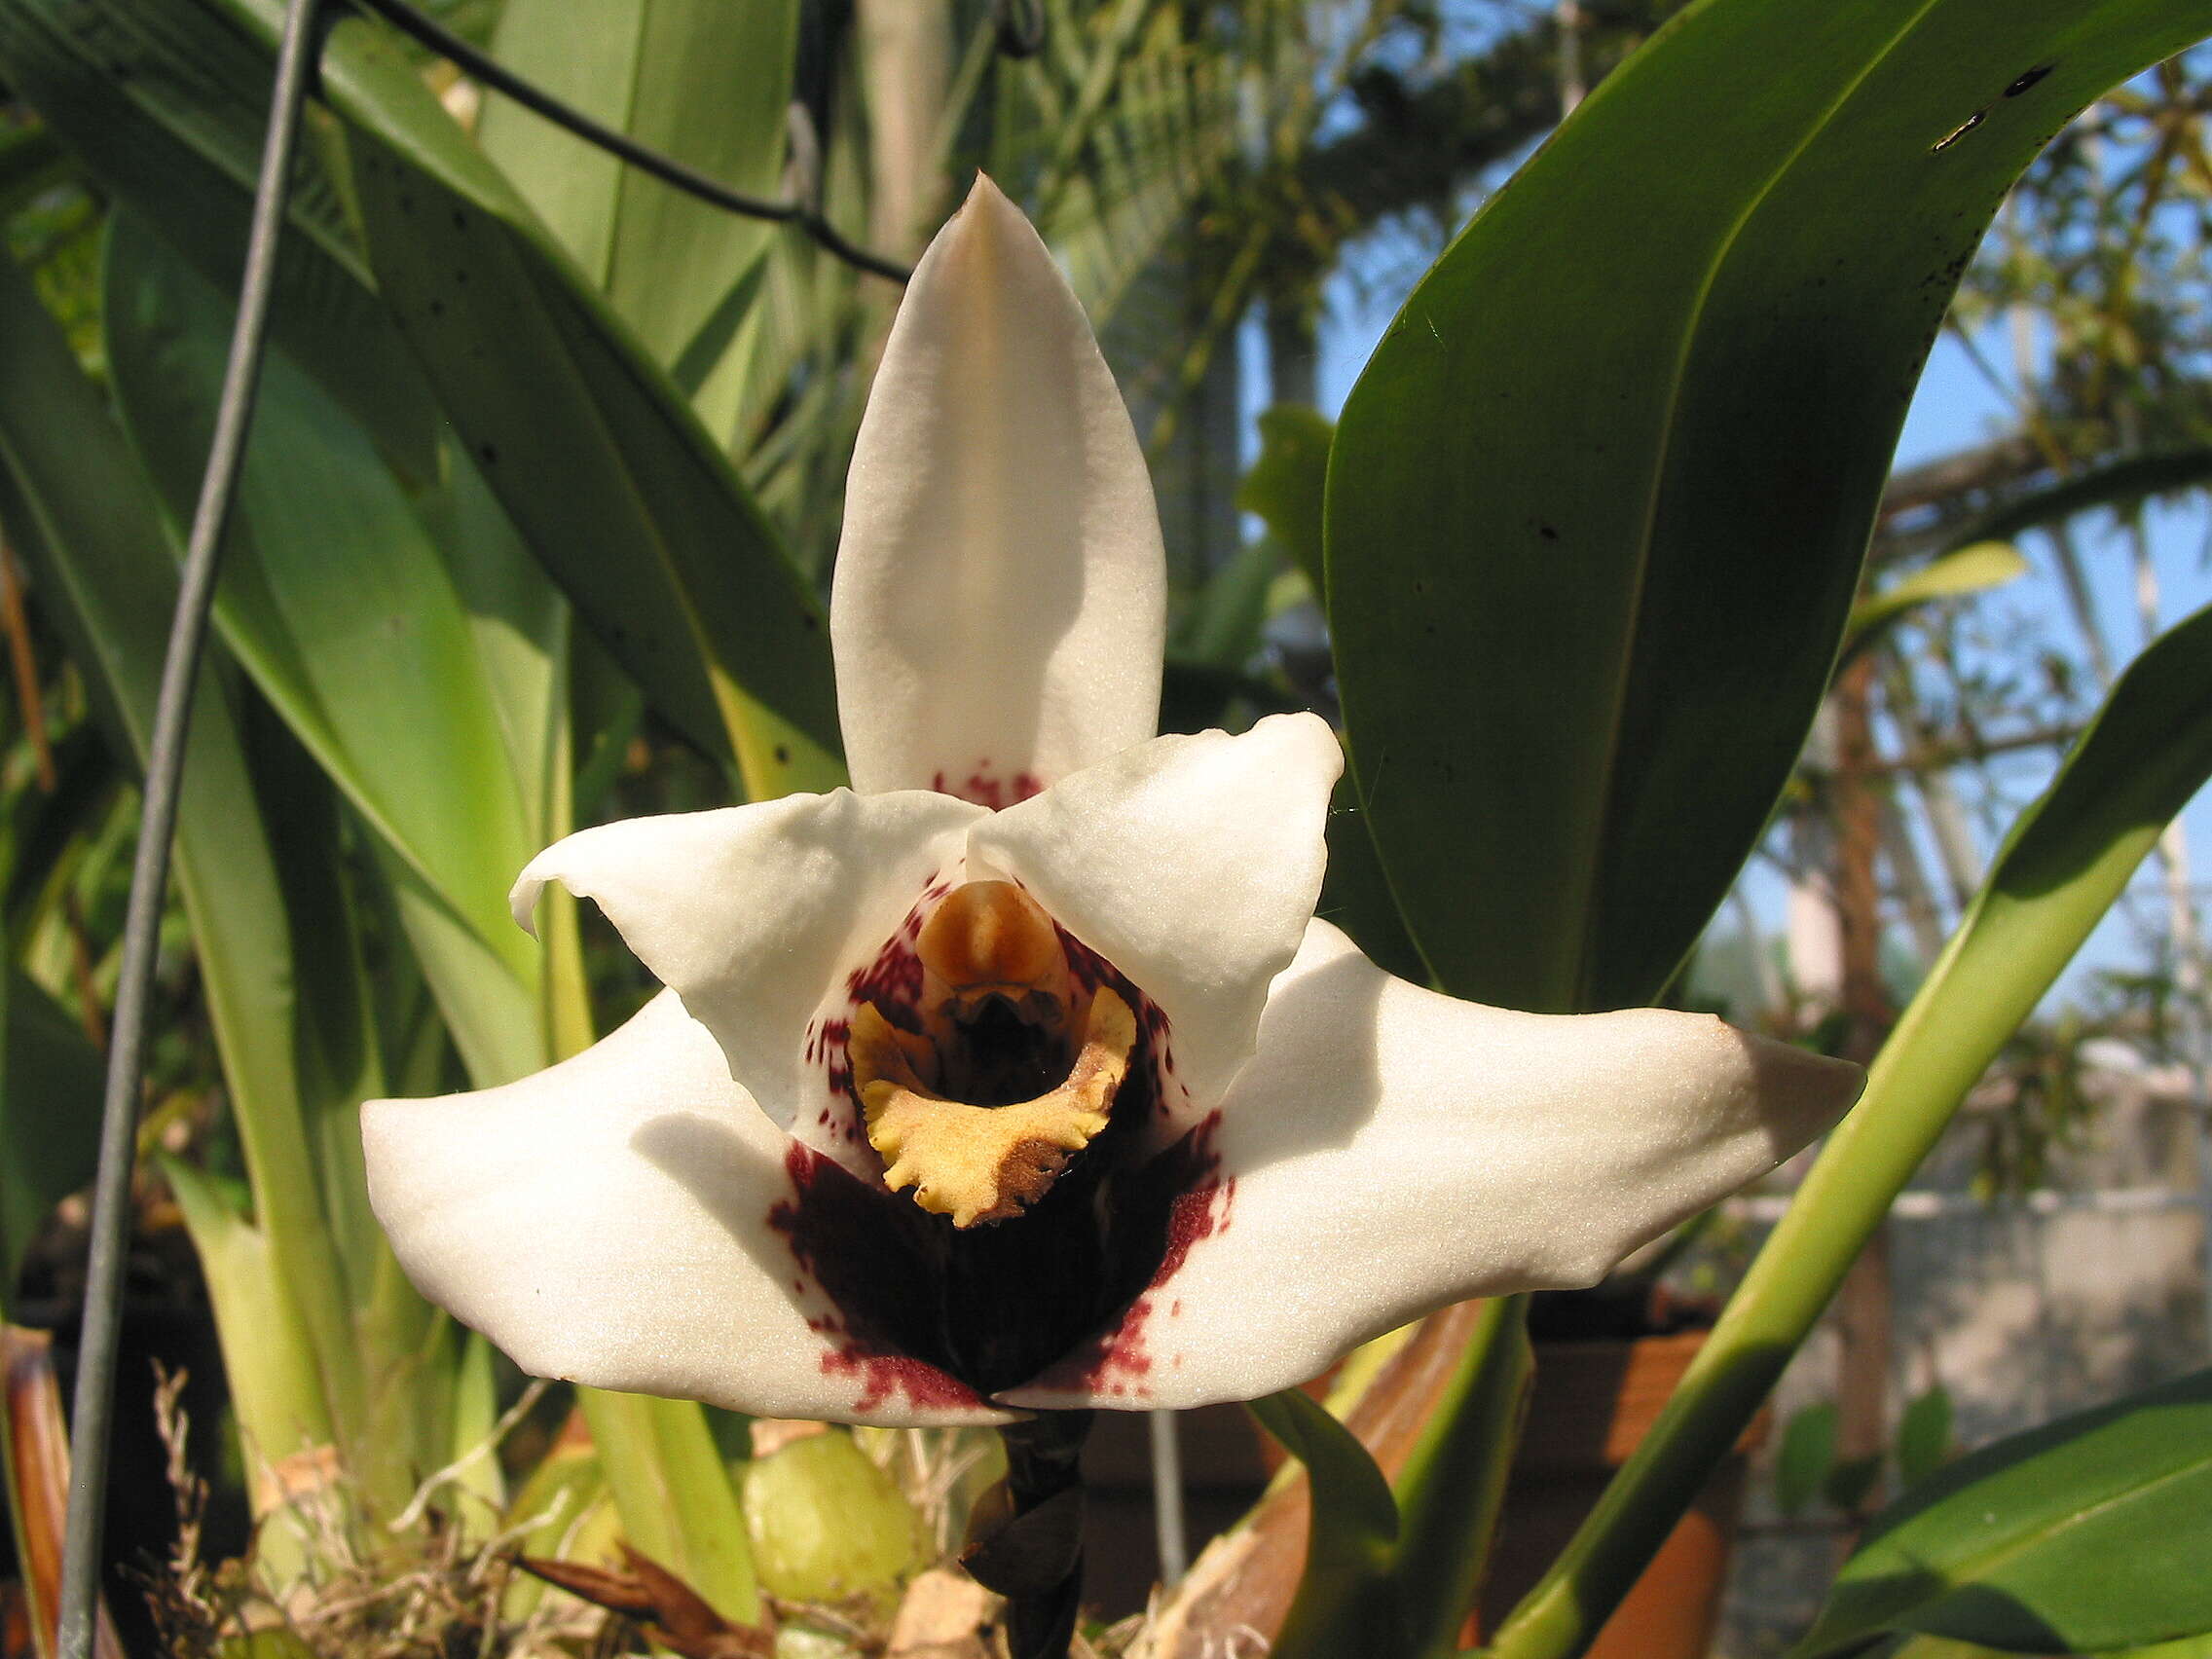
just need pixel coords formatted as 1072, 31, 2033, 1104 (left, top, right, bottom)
1148, 1408, 1188, 1585
347, 0, 913, 284
54, 2, 324, 1651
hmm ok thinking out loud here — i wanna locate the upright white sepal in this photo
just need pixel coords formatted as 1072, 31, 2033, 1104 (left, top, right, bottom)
832, 174, 1166, 801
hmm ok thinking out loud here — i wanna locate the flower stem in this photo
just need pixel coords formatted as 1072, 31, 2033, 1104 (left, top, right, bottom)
968, 1411, 1093, 1659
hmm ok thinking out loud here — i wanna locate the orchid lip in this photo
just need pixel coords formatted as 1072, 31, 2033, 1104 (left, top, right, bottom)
853, 986, 1137, 1229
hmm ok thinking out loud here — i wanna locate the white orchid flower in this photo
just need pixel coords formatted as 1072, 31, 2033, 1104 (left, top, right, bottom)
362, 177, 1862, 1429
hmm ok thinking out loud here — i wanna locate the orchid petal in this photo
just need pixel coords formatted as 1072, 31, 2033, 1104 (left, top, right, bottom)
363, 992, 1012, 1426
967, 714, 1342, 1142
512, 790, 982, 1160
831, 175, 1166, 803
1002, 919, 1862, 1410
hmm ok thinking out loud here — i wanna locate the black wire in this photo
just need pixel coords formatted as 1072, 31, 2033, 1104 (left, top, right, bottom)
53, 2, 325, 1654
995, 0, 1048, 59
348, 0, 912, 284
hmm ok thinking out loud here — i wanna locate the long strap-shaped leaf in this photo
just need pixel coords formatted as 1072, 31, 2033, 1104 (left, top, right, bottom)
238, 0, 845, 798
0, 252, 355, 1455
477, 0, 797, 446
1328, 0, 2212, 1014
0, 0, 845, 795
1490, 599, 2212, 1659
104, 212, 550, 1085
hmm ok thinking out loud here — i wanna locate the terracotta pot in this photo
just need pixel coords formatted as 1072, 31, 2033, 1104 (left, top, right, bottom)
1473, 1331, 1761, 1659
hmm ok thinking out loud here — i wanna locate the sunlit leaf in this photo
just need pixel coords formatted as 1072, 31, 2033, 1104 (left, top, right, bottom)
1328, 0, 2212, 1012
1794, 1370, 2212, 1658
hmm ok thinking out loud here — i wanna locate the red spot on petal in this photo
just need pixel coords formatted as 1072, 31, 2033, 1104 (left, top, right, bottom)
821, 1348, 985, 1415
932, 760, 1048, 811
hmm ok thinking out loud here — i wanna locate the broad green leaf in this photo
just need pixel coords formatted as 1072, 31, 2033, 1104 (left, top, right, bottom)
222, 0, 843, 799
1847, 542, 2029, 655
1320, 776, 1430, 988
1491, 602, 2212, 1659
1238, 405, 1332, 596
1327, 0, 2212, 1013
1777, 1402, 1841, 1520
0, 0, 440, 479
479, 0, 796, 441
161, 1155, 349, 1594
103, 215, 549, 1087
577, 1387, 759, 1625
445, 1329, 505, 1532
161, 1156, 333, 1523
1898, 1386, 1954, 1489
0, 249, 357, 1441
0, 972, 101, 1319
1793, 1369, 2212, 1658
1247, 1386, 1406, 1659
103, 214, 540, 987
413, 443, 571, 853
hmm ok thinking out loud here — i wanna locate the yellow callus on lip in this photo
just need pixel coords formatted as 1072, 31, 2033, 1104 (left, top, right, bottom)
850, 991, 1137, 1229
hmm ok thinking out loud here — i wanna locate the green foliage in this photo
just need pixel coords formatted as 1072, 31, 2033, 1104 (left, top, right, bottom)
103, 211, 549, 1086
0, 971, 101, 1316
1247, 1386, 1406, 1659
1896, 1386, 1955, 1490
1386, 1296, 1534, 1659
479, 0, 797, 444
1327, 0, 2212, 1014
1793, 1369, 2212, 1658
1777, 1402, 1840, 1520
1493, 599, 2212, 1659
741, 1430, 925, 1612
0, 0, 441, 473
0, 243, 360, 1465
287, 0, 844, 799
576, 1388, 759, 1624
1238, 404, 1332, 596
1845, 543, 2029, 657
